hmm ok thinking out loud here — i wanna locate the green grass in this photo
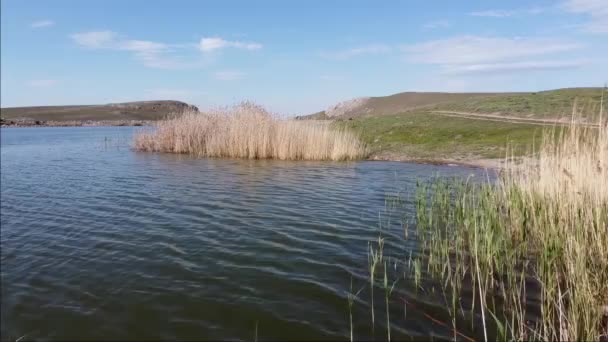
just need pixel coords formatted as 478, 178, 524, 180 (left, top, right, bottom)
335, 87, 605, 162
431, 88, 603, 119
338, 111, 548, 160
412, 174, 607, 341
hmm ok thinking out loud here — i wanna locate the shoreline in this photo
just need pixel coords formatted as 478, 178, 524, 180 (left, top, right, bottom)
1, 122, 504, 169
0, 119, 153, 128
367, 155, 504, 170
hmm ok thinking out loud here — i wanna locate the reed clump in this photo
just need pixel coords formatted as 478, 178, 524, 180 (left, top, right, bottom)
414, 111, 607, 340
133, 102, 367, 161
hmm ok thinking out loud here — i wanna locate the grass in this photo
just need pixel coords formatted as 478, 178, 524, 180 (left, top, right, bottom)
133, 102, 367, 161
344, 90, 607, 340
411, 114, 607, 340
431, 88, 603, 119
338, 111, 547, 160
300, 87, 603, 121
333, 87, 605, 163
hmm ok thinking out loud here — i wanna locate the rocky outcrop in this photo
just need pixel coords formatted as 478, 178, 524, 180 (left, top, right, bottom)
295, 98, 369, 120
324, 97, 369, 118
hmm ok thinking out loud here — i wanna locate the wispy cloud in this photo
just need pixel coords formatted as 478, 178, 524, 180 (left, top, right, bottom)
71, 31, 262, 68
320, 44, 391, 60
199, 37, 262, 52
30, 20, 55, 28
70, 31, 118, 48
423, 20, 451, 30
214, 70, 245, 81
562, 0, 608, 33
26, 79, 58, 87
403, 36, 584, 74
469, 7, 546, 18
118, 39, 174, 68
71, 31, 200, 69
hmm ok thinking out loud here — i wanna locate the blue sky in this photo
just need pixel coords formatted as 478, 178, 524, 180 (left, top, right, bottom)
1, 0, 607, 115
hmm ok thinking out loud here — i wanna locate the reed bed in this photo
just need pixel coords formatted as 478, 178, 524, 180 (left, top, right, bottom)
413, 111, 607, 340
133, 102, 367, 161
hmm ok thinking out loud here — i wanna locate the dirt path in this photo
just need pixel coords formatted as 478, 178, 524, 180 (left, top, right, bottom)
430, 110, 598, 127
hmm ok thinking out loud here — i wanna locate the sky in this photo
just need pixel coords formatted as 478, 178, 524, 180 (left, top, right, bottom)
1, 0, 607, 115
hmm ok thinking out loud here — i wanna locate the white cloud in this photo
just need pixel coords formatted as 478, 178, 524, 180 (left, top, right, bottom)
405, 36, 581, 65
469, 7, 547, 18
31, 20, 54, 28
423, 20, 451, 30
26, 79, 58, 87
199, 37, 262, 52
320, 44, 391, 60
562, 0, 608, 33
71, 31, 261, 68
70, 31, 188, 69
214, 70, 245, 81
70, 31, 117, 48
469, 10, 515, 17
403, 36, 584, 74
117, 40, 176, 68
119, 40, 167, 52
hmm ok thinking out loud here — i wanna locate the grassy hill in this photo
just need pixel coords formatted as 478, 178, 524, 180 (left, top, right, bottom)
339, 111, 545, 162
332, 87, 605, 165
430, 88, 603, 119
1, 100, 198, 122
298, 92, 517, 120
303, 88, 602, 120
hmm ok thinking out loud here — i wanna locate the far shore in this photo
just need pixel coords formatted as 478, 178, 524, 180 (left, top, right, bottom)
0, 119, 153, 128
2, 122, 503, 170
1, 117, 504, 169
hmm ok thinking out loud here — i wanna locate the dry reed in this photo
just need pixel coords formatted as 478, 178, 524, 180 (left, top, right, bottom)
413, 105, 608, 340
500, 108, 608, 340
133, 102, 367, 161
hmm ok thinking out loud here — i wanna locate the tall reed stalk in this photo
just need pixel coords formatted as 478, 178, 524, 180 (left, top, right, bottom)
133, 102, 367, 161
368, 237, 384, 332
414, 107, 607, 340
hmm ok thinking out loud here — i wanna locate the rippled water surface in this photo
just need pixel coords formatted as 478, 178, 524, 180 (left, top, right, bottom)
1, 127, 489, 340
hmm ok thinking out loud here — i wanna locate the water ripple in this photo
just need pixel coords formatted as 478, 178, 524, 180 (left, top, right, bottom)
1, 127, 489, 340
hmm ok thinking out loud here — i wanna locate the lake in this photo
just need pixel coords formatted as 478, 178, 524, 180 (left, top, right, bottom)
1, 127, 489, 341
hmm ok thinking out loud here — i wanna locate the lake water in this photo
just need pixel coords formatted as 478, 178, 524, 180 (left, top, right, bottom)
1, 127, 489, 341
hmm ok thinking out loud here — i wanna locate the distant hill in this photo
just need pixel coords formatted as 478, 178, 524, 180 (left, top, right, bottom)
335, 87, 605, 165
0, 100, 198, 122
429, 88, 604, 119
299, 88, 603, 120
298, 92, 512, 120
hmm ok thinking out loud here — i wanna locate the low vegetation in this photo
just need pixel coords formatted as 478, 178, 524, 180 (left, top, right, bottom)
337, 88, 605, 163
339, 111, 545, 160
352, 97, 607, 340
431, 88, 603, 119
133, 102, 367, 161
413, 114, 607, 340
